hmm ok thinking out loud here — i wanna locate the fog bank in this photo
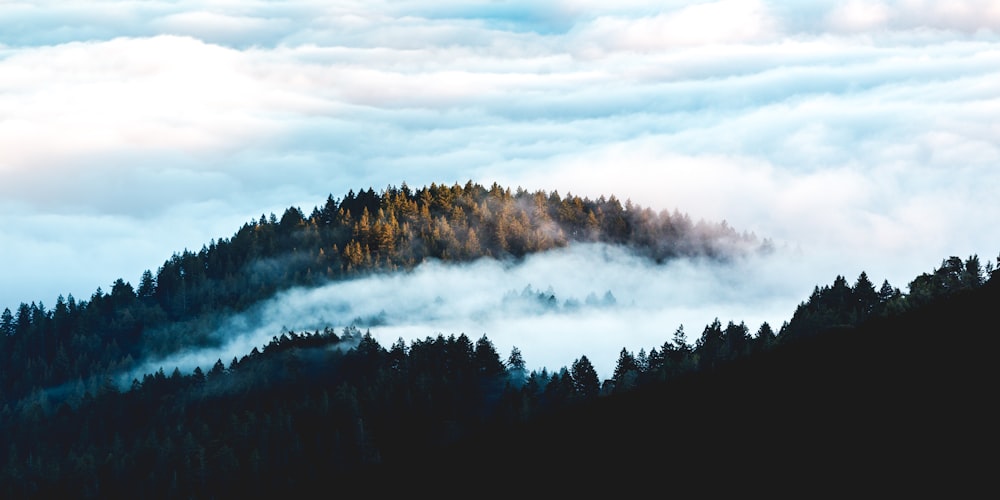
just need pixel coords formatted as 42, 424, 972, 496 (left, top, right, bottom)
126, 242, 835, 382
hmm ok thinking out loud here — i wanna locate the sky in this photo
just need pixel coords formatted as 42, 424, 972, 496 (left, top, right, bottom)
3, 1, 1000, 376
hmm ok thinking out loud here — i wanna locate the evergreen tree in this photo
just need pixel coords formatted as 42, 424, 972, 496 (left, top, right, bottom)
570, 356, 600, 400
0, 308, 12, 337
506, 347, 527, 388
474, 335, 505, 378
722, 321, 750, 361
878, 279, 901, 305
612, 348, 638, 392
853, 271, 879, 320
672, 324, 690, 352
209, 359, 226, 378
138, 270, 157, 301
754, 322, 776, 353
696, 319, 724, 370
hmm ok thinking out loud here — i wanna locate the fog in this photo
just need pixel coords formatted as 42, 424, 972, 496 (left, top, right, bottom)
125, 242, 827, 383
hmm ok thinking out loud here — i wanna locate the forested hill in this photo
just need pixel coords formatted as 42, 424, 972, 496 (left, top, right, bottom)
0, 182, 764, 412
143, 181, 763, 320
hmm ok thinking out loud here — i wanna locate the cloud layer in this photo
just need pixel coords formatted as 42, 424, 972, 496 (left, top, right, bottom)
2, 1, 998, 331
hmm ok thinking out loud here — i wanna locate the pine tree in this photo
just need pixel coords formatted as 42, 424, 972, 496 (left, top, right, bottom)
506, 347, 527, 388
853, 271, 879, 320
570, 356, 600, 400
754, 322, 776, 353
473, 335, 505, 378
0, 308, 13, 337
612, 348, 638, 392
696, 319, 725, 370
672, 324, 690, 352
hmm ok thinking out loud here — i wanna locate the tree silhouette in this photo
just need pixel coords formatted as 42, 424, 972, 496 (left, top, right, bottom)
571, 356, 600, 400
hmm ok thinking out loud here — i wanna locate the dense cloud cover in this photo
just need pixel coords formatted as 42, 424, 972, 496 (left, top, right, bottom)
2, 1, 998, 339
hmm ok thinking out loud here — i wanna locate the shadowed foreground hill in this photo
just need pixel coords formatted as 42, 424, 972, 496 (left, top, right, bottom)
0, 259, 993, 497
372, 278, 997, 495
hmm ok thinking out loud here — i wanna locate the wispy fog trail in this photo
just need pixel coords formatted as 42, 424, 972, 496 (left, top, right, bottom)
127, 243, 815, 382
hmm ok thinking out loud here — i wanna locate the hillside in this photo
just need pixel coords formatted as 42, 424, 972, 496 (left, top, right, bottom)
376, 274, 997, 495
0, 182, 764, 409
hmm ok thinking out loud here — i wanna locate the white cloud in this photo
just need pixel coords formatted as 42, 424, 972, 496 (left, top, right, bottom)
572, 0, 779, 56
826, 0, 1000, 34
827, 0, 891, 32
151, 10, 290, 46
0, 36, 287, 172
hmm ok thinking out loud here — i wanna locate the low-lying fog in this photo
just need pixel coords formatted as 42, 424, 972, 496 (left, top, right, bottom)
127, 242, 827, 383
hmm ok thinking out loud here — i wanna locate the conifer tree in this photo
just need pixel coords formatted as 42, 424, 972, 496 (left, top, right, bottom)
570, 356, 600, 400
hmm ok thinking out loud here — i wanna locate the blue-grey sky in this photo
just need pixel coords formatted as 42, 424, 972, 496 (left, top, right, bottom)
2, 1, 999, 374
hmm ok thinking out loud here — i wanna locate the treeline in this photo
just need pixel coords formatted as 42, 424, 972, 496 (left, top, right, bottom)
0, 182, 763, 407
0, 327, 589, 498
779, 253, 992, 339
407, 263, 1000, 496
598, 253, 994, 394
2, 253, 996, 497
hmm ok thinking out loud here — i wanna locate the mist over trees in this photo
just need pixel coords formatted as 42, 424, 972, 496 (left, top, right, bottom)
0, 181, 995, 496
0, 181, 764, 409
2, 255, 995, 496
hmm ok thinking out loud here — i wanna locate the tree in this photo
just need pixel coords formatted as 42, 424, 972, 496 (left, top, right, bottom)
506, 347, 527, 388
963, 255, 984, 289
672, 324, 690, 352
209, 359, 226, 379
754, 322, 776, 353
853, 271, 879, 320
543, 369, 575, 407
0, 308, 12, 337
388, 337, 408, 372
612, 348, 638, 392
828, 275, 852, 312
192, 366, 205, 385
722, 321, 750, 361
878, 280, 900, 305
635, 348, 649, 373
473, 335, 505, 378
570, 356, 600, 400
696, 318, 724, 370
138, 270, 157, 302
15, 303, 31, 336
